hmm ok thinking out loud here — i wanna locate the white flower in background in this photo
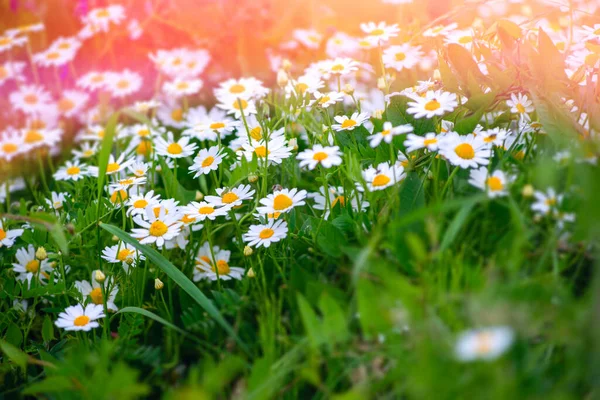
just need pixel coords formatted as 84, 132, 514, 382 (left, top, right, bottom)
193, 242, 245, 281
75, 270, 119, 311
368, 122, 413, 148
531, 188, 563, 216
455, 326, 514, 362
406, 90, 458, 119
0, 220, 24, 248
55, 304, 105, 332
297, 145, 343, 169
439, 132, 491, 169
468, 167, 514, 198
256, 188, 307, 215
189, 146, 226, 177
404, 132, 440, 153
362, 162, 406, 191
102, 242, 145, 272
243, 219, 288, 248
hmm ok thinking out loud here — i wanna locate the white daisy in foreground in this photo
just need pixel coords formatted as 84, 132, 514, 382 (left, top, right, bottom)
102, 153, 135, 176
531, 188, 563, 216
506, 93, 534, 120
455, 326, 514, 362
240, 134, 293, 166
309, 186, 370, 219
311, 91, 345, 108
243, 219, 288, 248
406, 90, 458, 119
193, 243, 245, 281
256, 188, 307, 215
439, 132, 491, 169
0, 220, 24, 248
54, 160, 92, 181
127, 190, 161, 217
75, 271, 119, 311
12, 245, 52, 285
189, 146, 225, 177
204, 184, 255, 207
297, 145, 343, 170
362, 162, 406, 191
102, 242, 145, 271
155, 132, 197, 159
332, 112, 370, 132
468, 167, 514, 198
404, 132, 440, 153
368, 122, 413, 148
131, 206, 183, 248
182, 202, 230, 222
55, 304, 105, 332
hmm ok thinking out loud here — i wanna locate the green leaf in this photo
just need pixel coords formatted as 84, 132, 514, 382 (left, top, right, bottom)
42, 315, 55, 343
22, 376, 74, 395
159, 158, 196, 203
439, 197, 480, 252
0, 339, 28, 369
115, 307, 190, 338
99, 223, 248, 354
97, 112, 120, 200
4, 323, 22, 347
296, 293, 324, 349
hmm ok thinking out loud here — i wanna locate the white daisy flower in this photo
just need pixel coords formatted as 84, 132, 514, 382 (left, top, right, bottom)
382, 44, 423, 71
368, 122, 413, 148
204, 184, 256, 207
193, 243, 245, 282
9, 85, 52, 114
479, 127, 509, 146
182, 106, 240, 141
0, 220, 24, 248
77, 71, 108, 91
189, 146, 225, 177
45, 192, 69, 213
163, 78, 203, 98
104, 70, 143, 98
506, 93, 534, 121
102, 242, 145, 272
110, 176, 147, 191
362, 162, 406, 191
243, 219, 288, 248
438, 132, 491, 169
531, 188, 563, 216
309, 186, 370, 219
55, 304, 105, 332
127, 190, 161, 217
72, 142, 98, 159
404, 132, 440, 153
406, 90, 458, 119
256, 188, 307, 215
297, 144, 343, 170
12, 245, 52, 285
360, 21, 400, 44
181, 201, 230, 222
131, 206, 183, 248
217, 96, 258, 119
326, 57, 359, 76
75, 271, 119, 311
455, 326, 514, 362
468, 167, 514, 198
332, 112, 370, 132
0, 130, 26, 161
311, 91, 345, 108
239, 134, 293, 166
54, 160, 93, 181
155, 132, 197, 159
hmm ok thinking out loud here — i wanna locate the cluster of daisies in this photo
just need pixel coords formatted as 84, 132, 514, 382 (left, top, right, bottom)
0, 0, 597, 345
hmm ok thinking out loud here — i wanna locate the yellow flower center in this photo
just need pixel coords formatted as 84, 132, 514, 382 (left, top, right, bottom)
167, 143, 183, 155
201, 156, 215, 167
254, 146, 269, 158
199, 206, 215, 215
90, 287, 103, 305
0, 66, 7, 79
74, 315, 90, 327
424, 100, 441, 111
516, 103, 526, 113
181, 214, 196, 224
2, 143, 18, 153
458, 36, 473, 44
24, 130, 43, 144
171, 108, 183, 122
149, 220, 168, 237
486, 177, 503, 191
423, 138, 437, 146
137, 129, 150, 137
58, 42, 71, 50
318, 96, 331, 105
331, 64, 344, 72
259, 228, 274, 239
233, 99, 248, 110
96, 8, 110, 18
372, 174, 391, 187
26, 260, 40, 273
250, 126, 262, 140
395, 52, 406, 61
229, 84, 245, 94
313, 151, 328, 161
545, 198, 556, 206
67, 166, 81, 176
106, 162, 120, 173
296, 83, 308, 93
454, 143, 475, 159
0, 228, 5, 241
137, 141, 152, 156
210, 122, 225, 130
332, 195, 346, 208
273, 194, 293, 210
46, 51, 60, 60
24, 94, 38, 104
212, 260, 231, 275
381, 129, 391, 136
475, 333, 492, 354
133, 199, 148, 209
110, 190, 128, 203
176, 81, 189, 90
0, 37, 12, 46
222, 192, 239, 204
119, 178, 134, 186
117, 80, 130, 89
58, 98, 75, 112
341, 119, 356, 129
117, 248, 134, 261
91, 74, 104, 83
370, 28, 385, 36
483, 134, 497, 143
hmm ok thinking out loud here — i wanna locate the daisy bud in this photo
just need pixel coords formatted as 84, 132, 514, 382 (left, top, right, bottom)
95, 270, 106, 283
289, 138, 298, 150
155, 278, 164, 290
195, 191, 204, 201
433, 69, 442, 82
377, 77, 386, 91
343, 83, 354, 95
112, 235, 119, 242
49, 261, 57, 269
522, 184, 534, 198
277, 69, 289, 88
272, 184, 283, 192
282, 59, 292, 71
247, 267, 255, 278
35, 247, 47, 261
248, 173, 259, 183
243, 246, 253, 256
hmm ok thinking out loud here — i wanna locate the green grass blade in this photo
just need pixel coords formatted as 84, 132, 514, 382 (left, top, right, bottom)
99, 223, 248, 353
115, 307, 190, 337
96, 112, 120, 201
